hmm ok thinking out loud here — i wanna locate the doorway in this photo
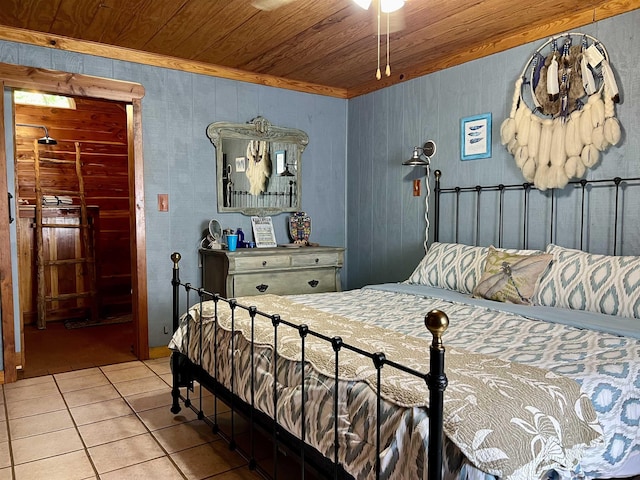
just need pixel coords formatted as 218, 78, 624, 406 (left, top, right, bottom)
0, 64, 149, 383
14, 94, 137, 377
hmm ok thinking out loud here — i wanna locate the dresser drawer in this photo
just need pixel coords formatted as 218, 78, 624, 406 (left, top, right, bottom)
232, 255, 290, 271
290, 252, 340, 267
233, 268, 337, 296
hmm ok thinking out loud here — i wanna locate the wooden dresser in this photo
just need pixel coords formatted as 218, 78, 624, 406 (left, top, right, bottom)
200, 246, 344, 297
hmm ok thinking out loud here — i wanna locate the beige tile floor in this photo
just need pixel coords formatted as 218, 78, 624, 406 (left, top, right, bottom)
0, 358, 264, 480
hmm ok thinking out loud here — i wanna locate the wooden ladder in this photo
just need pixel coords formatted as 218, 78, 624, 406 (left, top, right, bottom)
33, 140, 98, 329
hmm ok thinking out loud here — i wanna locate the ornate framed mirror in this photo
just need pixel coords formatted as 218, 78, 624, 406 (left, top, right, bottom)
206, 116, 309, 215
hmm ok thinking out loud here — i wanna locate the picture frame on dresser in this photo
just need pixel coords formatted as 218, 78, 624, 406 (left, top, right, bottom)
251, 216, 277, 248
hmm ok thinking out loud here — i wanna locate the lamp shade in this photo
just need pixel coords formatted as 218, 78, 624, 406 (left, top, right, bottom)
402, 146, 430, 166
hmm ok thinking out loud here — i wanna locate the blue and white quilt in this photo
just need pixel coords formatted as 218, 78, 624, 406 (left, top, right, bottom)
289, 284, 640, 479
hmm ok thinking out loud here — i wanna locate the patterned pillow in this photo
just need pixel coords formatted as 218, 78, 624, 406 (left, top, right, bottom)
534, 244, 640, 318
406, 242, 544, 294
406, 242, 488, 294
473, 247, 553, 305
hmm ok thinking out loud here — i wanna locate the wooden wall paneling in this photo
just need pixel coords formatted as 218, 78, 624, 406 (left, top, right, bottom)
15, 99, 132, 325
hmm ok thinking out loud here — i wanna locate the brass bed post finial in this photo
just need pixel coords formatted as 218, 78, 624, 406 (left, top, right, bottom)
425, 309, 449, 350
171, 252, 181, 269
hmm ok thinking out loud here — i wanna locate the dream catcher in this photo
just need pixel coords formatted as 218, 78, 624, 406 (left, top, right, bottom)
500, 33, 622, 190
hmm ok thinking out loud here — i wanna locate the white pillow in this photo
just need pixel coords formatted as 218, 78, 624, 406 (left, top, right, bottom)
534, 244, 640, 318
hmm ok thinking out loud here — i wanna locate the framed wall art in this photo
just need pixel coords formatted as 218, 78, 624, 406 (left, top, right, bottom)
235, 156, 246, 172
460, 113, 492, 160
275, 150, 286, 174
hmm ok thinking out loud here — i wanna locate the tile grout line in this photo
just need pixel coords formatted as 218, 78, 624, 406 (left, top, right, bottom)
52, 372, 101, 480
2, 384, 17, 480
110, 361, 190, 480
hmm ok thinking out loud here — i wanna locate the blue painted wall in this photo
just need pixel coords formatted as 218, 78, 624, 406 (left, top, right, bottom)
346, 9, 640, 288
0, 41, 347, 348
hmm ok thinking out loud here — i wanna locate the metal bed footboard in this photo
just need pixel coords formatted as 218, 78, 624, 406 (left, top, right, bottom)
170, 252, 449, 480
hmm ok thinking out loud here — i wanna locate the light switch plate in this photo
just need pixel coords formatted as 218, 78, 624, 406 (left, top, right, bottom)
158, 194, 168, 211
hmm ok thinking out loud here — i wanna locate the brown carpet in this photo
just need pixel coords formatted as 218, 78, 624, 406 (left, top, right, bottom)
20, 319, 136, 379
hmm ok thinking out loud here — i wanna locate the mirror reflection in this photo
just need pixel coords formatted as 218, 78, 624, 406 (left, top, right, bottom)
207, 116, 309, 215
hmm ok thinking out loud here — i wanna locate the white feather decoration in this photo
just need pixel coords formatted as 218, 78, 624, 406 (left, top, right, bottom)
579, 102, 593, 146
591, 125, 608, 151
604, 117, 622, 146
574, 157, 587, 178
507, 138, 518, 155
527, 116, 542, 159
538, 119, 554, 168
522, 158, 536, 182
601, 59, 620, 103
564, 156, 579, 178
550, 119, 566, 167
534, 162, 550, 191
581, 144, 600, 168
500, 118, 515, 145
517, 108, 532, 146
603, 85, 622, 145
581, 55, 596, 95
515, 145, 529, 168
589, 94, 605, 128
547, 54, 559, 100
501, 78, 523, 145
514, 101, 526, 134
565, 111, 583, 157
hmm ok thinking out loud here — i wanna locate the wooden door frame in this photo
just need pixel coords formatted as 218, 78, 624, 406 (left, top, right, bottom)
0, 64, 148, 382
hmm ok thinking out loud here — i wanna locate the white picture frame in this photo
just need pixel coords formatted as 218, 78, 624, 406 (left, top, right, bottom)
235, 156, 246, 172
251, 216, 277, 248
275, 150, 286, 174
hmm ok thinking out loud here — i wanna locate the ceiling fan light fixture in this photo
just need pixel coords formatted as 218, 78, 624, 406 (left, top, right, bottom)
381, 0, 404, 13
353, 0, 372, 9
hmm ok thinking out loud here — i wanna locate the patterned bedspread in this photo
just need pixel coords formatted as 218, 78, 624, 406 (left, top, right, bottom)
169, 286, 640, 479
292, 286, 640, 479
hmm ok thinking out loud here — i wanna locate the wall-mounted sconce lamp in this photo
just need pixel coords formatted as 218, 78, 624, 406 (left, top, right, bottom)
15, 123, 57, 145
403, 140, 436, 251
403, 140, 436, 167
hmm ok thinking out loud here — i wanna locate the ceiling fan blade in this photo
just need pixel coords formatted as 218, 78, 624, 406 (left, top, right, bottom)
251, 0, 297, 11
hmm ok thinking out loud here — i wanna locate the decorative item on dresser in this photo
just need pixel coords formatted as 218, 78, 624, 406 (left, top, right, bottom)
199, 246, 344, 297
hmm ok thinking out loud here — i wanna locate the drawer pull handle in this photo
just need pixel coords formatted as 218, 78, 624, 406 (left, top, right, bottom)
262, 261, 267, 266
308, 280, 319, 288
256, 284, 269, 293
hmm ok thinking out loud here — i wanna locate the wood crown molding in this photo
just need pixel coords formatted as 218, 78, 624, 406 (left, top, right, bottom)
0, 26, 349, 100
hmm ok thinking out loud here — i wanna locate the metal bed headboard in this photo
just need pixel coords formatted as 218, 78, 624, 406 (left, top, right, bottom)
433, 170, 640, 255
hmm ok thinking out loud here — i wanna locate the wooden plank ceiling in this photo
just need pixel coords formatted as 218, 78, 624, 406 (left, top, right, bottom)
0, 0, 638, 98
